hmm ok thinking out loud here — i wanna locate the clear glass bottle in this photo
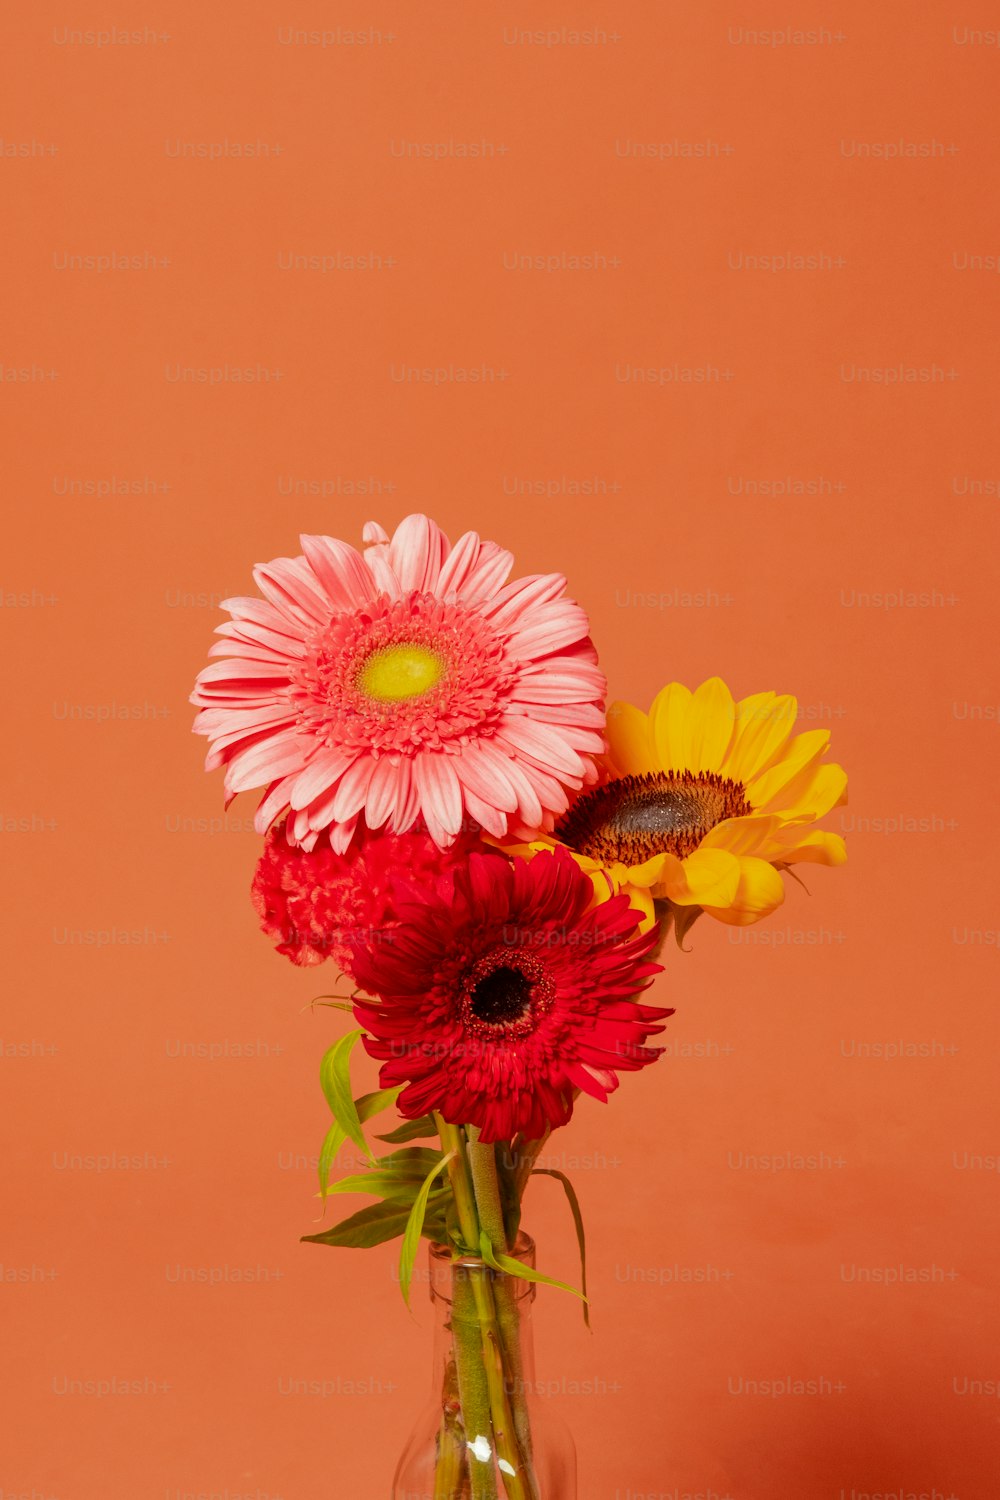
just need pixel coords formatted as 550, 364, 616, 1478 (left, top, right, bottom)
392, 1233, 577, 1500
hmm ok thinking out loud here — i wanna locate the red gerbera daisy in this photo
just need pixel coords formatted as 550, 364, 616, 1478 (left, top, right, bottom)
351, 850, 670, 1142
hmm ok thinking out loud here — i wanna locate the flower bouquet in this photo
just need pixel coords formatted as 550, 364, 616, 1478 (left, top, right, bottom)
191, 514, 847, 1498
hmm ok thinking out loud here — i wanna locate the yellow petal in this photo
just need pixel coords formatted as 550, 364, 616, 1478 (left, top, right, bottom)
661, 847, 742, 907
723, 692, 798, 782
650, 682, 693, 770
586, 866, 618, 902
765, 761, 847, 821
701, 813, 783, 857
611, 852, 670, 888
620, 882, 657, 932
686, 677, 738, 772
491, 838, 550, 858
775, 831, 847, 866
745, 729, 831, 811
489, 833, 607, 880
605, 700, 654, 775
701, 856, 785, 926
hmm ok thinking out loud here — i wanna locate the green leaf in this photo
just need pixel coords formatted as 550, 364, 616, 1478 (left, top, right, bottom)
317, 1120, 347, 1206
324, 1175, 428, 1205
355, 1087, 404, 1122
317, 1090, 405, 1204
323, 1152, 450, 1204
532, 1168, 590, 1328
478, 1231, 588, 1305
372, 1146, 444, 1174
319, 1031, 374, 1164
303, 1198, 449, 1251
399, 1151, 455, 1308
320, 1146, 442, 1193
303, 1201, 417, 1250
376, 1113, 437, 1144
318, 1091, 403, 1203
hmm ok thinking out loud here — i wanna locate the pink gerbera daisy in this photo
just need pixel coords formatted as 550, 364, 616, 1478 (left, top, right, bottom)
191, 515, 606, 850
351, 850, 670, 1142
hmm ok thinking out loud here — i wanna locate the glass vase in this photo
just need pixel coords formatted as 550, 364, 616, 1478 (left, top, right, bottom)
391, 1232, 577, 1500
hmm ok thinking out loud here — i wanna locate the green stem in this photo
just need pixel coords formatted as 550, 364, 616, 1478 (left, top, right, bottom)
432, 1346, 470, 1500
466, 1128, 538, 1500
503, 1129, 551, 1239
452, 1272, 497, 1500
435, 1119, 536, 1500
508, 1095, 579, 1229
435, 1115, 480, 1252
466, 1127, 509, 1253
466, 1266, 533, 1500
492, 1276, 534, 1480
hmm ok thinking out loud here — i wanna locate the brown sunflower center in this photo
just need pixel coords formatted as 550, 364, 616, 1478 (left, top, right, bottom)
556, 770, 752, 864
459, 947, 555, 1040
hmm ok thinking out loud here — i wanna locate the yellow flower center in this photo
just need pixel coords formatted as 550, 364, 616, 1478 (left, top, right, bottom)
557, 770, 752, 864
358, 643, 446, 703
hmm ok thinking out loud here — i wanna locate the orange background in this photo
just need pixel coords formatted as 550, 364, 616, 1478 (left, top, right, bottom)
2, 4, 998, 1497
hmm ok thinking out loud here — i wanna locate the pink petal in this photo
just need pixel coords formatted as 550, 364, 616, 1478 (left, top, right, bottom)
388, 760, 419, 832
453, 743, 519, 813
253, 775, 297, 833
206, 641, 290, 667
414, 754, 464, 839
213, 619, 306, 659
492, 753, 544, 829
503, 602, 591, 660
299, 534, 377, 612
289, 748, 359, 810
193, 687, 284, 707
365, 756, 401, 828
484, 572, 567, 630
511, 661, 606, 699
331, 755, 377, 821
225, 729, 307, 793
459, 787, 509, 837
387, 514, 450, 593
253, 556, 329, 626
436, 531, 484, 597
219, 596, 305, 639
195, 659, 290, 685
508, 701, 607, 729
518, 765, 569, 817
205, 716, 299, 770
456, 543, 514, 605
330, 814, 359, 853
547, 725, 606, 754
195, 704, 294, 737
493, 716, 584, 778
366, 549, 402, 597
298, 780, 347, 831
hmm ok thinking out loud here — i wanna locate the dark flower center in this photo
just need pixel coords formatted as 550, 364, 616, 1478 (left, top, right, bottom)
469, 965, 534, 1024
459, 947, 555, 1040
556, 770, 753, 864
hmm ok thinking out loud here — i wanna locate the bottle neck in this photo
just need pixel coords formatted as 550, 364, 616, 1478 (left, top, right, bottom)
427, 1235, 538, 1399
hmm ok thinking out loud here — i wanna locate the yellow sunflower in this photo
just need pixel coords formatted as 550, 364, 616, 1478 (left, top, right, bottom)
505, 677, 847, 931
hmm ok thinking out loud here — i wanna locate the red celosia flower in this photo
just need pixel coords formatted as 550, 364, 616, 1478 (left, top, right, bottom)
351, 850, 670, 1142
251, 819, 481, 976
